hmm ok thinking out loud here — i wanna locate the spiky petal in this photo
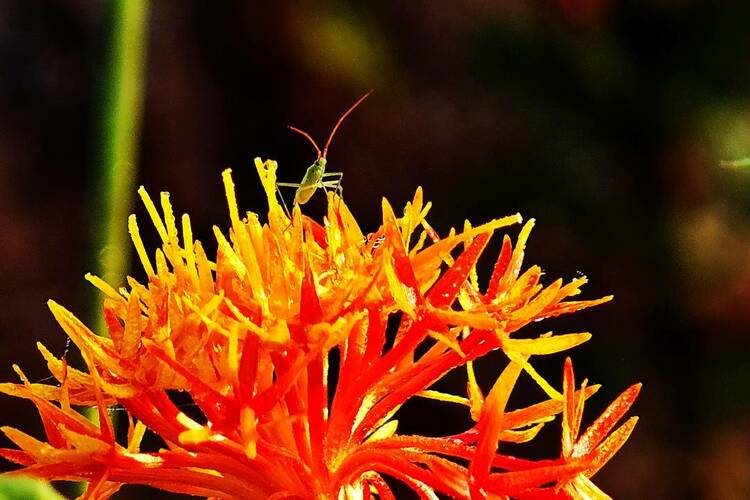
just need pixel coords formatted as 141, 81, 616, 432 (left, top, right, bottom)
0, 158, 639, 499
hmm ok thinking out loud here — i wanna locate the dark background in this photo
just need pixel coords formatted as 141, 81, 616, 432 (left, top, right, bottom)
1, 1, 750, 498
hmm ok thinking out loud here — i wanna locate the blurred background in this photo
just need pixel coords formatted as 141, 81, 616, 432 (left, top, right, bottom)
1, 1, 750, 498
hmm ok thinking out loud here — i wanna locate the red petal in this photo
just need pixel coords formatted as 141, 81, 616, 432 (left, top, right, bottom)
144, 341, 238, 428
515, 487, 571, 499
307, 356, 327, 477
327, 310, 385, 454
349, 321, 429, 443
469, 359, 525, 494
562, 357, 577, 455
299, 254, 323, 323
0, 448, 33, 466
485, 235, 513, 301
366, 474, 396, 500
484, 461, 587, 495
382, 198, 423, 305
103, 304, 125, 345
253, 348, 316, 415
427, 232, 491, 308
586, 416, 639, 476
573, 383, 641, 458
237, 335, 258, 405
304, 216, 328, 248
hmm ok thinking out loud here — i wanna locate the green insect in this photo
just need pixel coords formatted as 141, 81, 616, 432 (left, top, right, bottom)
276, 91, 372, 213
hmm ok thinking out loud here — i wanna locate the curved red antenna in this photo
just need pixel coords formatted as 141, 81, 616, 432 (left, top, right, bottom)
322, 90, 373, 158
287, 125, 322, 159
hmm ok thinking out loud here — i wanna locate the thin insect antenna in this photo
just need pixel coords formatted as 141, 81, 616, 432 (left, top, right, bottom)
33, 336, 72, 384
322, 90, 373, 158
288, 125, 322, 159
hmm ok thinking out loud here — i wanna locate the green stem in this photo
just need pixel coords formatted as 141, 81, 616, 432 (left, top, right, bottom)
78, 0, 149, 496
92, 0, 150, 293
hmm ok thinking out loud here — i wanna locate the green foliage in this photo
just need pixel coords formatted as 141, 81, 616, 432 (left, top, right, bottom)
0, 477, 64, 500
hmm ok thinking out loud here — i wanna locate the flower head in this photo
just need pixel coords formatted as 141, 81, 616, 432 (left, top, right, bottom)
0, 158, 639, 498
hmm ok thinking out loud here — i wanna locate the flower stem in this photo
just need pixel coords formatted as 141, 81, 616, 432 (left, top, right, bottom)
91, 0, 150, 296
78, 0, 149, 496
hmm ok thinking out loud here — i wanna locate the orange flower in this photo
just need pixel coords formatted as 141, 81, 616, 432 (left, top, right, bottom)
0, 159, 639, 498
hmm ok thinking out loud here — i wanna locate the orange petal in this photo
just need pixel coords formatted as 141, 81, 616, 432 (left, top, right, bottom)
573, 383, 641, 458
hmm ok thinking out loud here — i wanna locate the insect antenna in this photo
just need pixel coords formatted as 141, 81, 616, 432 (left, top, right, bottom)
32, 336, 72, 384
322, 90, 373, 158
287, 126, 322, 159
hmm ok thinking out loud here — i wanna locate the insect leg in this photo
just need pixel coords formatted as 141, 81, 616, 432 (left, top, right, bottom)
320, 181, 344, 209
320, 172, 344, 202
322, 172, 343, 192
275, 184, 292, 219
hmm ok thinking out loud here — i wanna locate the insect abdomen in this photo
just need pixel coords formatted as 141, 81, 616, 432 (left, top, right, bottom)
294, 185, 317, 204
294, 160, 325, 205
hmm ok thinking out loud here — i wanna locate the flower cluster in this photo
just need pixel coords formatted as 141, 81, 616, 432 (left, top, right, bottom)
0, 159, 639, 498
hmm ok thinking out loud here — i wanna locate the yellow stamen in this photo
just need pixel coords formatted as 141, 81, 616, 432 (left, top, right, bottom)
181, 213, 199, 286
506, 350, 563, 400
128, 214, 155, 277
137, 185, 168, 243
85, 273, 124, 301
416, 390, 469, 406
